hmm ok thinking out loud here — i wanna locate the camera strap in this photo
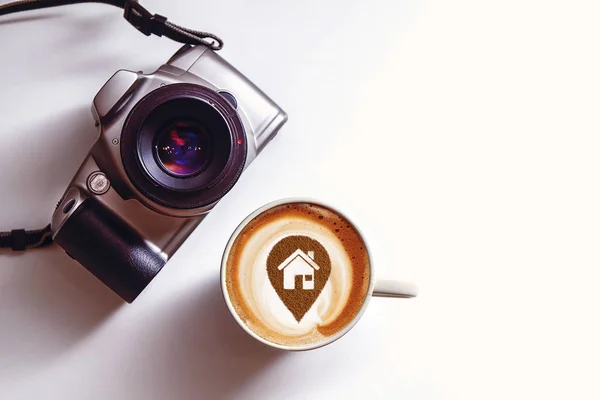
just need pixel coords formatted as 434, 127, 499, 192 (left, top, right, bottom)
0, 0, 223, 251
0, 225, 53, 251
0, 0, 224, 50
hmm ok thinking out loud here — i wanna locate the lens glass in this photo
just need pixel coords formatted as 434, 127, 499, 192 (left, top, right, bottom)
154, 120, 212, 177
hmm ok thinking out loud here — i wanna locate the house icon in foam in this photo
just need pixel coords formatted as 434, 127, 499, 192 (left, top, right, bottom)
277, 249, 320, 290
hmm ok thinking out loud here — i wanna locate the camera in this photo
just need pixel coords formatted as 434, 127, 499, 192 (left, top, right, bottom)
51, 44, 287, 302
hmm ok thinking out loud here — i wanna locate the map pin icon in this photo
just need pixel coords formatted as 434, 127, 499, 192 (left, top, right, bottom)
266, 235, 332, 322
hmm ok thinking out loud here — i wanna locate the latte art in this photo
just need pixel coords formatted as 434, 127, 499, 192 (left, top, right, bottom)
224, 202, 371, 347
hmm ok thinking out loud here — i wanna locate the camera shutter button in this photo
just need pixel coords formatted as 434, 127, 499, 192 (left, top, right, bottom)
87, 172, 111, 195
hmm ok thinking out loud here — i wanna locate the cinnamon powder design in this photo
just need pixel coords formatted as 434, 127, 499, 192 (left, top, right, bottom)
266, 236, 331, 322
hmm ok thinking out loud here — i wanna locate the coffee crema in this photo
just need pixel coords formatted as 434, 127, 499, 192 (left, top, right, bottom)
224, 202, 371, 347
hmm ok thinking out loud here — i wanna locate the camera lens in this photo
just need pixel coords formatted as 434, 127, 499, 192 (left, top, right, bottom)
121, 84, 247, 210
155, 121, 212, 177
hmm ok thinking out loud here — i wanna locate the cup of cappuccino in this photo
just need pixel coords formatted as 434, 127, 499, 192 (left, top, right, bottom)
221, 199, 417, 351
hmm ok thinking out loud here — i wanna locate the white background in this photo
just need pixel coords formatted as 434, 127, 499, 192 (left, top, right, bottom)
1, 0, 599, 398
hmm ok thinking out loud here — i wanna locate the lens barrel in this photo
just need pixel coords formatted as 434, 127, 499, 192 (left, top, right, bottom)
120, 84, 247, 209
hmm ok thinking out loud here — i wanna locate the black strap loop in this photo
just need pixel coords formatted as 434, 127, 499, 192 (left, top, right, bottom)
123, 0, 166, 37
10, 229, 27, 251
150, 14, 167, 37
0, 225, 53, 251
0, 0, 224, 50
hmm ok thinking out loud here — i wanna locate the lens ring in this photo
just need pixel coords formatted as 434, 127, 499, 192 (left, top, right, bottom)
120, 83, 247, 210
135, 94, 235, 193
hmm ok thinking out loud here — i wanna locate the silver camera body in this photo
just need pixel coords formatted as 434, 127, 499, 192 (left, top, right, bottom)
51, 45, 287, 302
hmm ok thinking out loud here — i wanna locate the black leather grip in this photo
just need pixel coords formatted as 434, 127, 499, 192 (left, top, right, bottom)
54, 197, 166, 303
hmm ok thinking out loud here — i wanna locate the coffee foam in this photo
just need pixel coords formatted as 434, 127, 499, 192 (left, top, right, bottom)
225, 202, 371, 347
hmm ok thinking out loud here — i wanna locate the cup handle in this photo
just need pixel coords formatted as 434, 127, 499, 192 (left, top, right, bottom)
373, 280, 418, 298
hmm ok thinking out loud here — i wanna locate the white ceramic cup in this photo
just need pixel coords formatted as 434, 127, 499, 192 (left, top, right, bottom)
220, 198, 418, 351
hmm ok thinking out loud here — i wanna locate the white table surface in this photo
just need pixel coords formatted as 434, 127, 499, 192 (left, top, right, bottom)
1, 0, 599, 398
